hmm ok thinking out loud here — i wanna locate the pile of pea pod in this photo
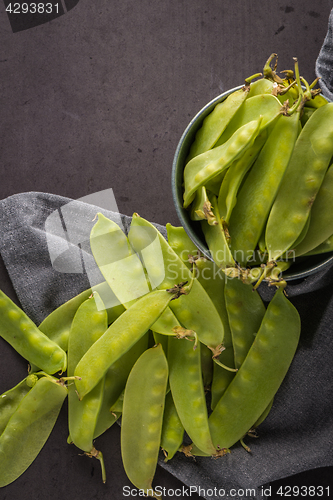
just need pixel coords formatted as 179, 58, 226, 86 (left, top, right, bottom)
183, 53, 333, 285
0, 205, 302, 498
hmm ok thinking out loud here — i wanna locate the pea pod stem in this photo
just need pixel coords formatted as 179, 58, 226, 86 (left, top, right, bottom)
85, 448, 106, 484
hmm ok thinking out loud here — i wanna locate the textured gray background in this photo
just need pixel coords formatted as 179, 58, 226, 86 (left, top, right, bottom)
1, 0, 332, 227
1, 1, 333, 499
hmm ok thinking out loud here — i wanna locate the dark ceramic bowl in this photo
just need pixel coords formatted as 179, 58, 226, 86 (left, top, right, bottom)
171, 86, 333, 281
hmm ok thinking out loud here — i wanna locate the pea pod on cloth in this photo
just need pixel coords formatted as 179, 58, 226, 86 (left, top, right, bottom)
224, 276, 266, 369
74, 288, 181, 399
265, 103, 333, 261
121, 344, 168, 499
94, 331, 149, 439
0, 375, 68, 487
67, 292, 108, 482
0, 290, 67, 375
90, 213, 181, 335
168, 337, 216, 456
183, 117, 263, 208
160, 391, 184, 462
207, 287, 300, 451
128, 214, 226, 348
38, 281, 124, 352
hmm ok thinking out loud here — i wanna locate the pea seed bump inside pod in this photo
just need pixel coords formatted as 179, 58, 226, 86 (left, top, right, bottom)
265, 102, 333, 262
183, 116, 263, 208
0, 289, 67, 374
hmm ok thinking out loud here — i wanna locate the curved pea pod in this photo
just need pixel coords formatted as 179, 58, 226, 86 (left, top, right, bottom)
168, 337, 216, 455
201, 195, 235, 269
128, 214, 225, 348
0, 373, 39, 435
161, 391, 184, 462
229, 109, 300, 265
183, 117, 263, 208
67, 292, 108, 480
121, 344, 168, 498
217, 131, 268, 223
214, 94, 282, 148
39, 281, 124, 353
224, 277, 266, 369
266, 103, 333, 261
187, 83, 253, 161
90, 214, 181, 335
0, 290, 67, 375
166, 224, 232, 386
208, 288, 301, 450
74, 288, 179, 399
0, 375, 67, 487
247, 78, 275, 97
94, 332, 149, 439
293, 163, 333, 257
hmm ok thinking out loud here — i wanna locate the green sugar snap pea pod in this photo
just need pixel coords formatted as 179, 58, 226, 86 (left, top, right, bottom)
208, 287, 301, 450
201, 195, 235, 269
214, 94, 282, 148
74, 287, 181, 399
293, 163, 333, 257
0, 375, 68, 487
121, 344, 168, 499
95, 331, 149, 439
0, 374, 39, 435
265, 102, 333, 262
217, 130, 268, 224
0, 289, 67, 375
161, 390, 184, 462
247, 77, 275, 98
90, 213, 181, 335
183, 117, 263, 208
38, 281, 125, 352
168, 337, 216, 456
229, 102, 300, 265
224, 276, 266, 369
166, 223, 230, 387
128, 214, 225, 348
187, 73, 261, 161
67, 292, 108, 482
166, 223, 229, 326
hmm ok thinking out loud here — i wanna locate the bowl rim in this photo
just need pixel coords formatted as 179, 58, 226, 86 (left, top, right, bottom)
171, 85, 333, 282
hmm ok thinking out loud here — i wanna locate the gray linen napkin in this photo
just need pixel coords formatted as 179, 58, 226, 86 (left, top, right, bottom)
316, 7, 333, 102
0, 191, 332, 500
